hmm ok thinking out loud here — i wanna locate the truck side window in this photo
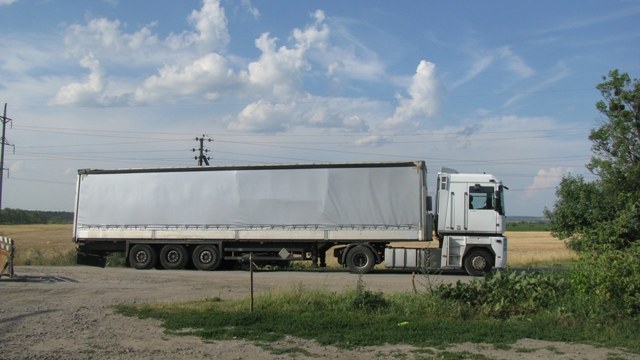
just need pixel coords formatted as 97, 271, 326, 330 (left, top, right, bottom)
469, 186, 494, 210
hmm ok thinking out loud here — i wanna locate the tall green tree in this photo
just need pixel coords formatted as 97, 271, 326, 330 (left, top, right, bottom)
545, 70, 640, 251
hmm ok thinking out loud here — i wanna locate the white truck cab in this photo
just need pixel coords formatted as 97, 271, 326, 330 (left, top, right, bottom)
385, 168, 508, 276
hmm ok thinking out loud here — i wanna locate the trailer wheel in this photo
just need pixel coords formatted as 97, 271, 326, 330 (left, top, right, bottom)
463, 249, 492, 276
192, 245, 221, 271
129, 244, 157, 270
346, 245, 375, 274
159, 244, 189, 270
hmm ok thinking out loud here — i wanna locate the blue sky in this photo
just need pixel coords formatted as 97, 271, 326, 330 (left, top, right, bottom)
0, 0, 638, 216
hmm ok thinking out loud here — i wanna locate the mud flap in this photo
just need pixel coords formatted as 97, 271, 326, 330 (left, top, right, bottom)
76, 252, 107, 267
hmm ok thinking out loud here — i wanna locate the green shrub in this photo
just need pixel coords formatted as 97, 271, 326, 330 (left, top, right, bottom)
434, 270, 568, 319
569, 244, 640, 318
106, 252, 126, 267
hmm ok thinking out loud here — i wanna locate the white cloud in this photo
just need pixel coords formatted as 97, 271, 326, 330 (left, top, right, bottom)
0, 0, 16, 5
241, 0, 260, 19
242, 33, 309, 98
452, 46, 533, 89
524, 167, 568, 199
0, 37, 62, 74
134, 53, 238, 103
451, 55, 494, 89
318, 15, 386, 83
242, 12, 329, 99
303, 107, 368, 131
355, 135, 390, 147
51, 54, 104, 106
498, 47, 535, 78
226, 96, 375, 133
63, 0, 229, 66
65, 18, 159, 62
166, 0, 229, 51
503, 62, 569, 107
382, 60, 440, 129
227, 100, 294, 132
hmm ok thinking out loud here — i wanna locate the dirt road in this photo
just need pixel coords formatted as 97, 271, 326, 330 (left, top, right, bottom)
1, 266, 637, 360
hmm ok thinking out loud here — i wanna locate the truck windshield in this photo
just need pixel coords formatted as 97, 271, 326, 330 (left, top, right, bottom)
496, 185, 506, 215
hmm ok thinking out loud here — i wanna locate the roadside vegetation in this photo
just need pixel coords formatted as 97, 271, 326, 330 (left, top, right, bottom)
115, 270, 640, 353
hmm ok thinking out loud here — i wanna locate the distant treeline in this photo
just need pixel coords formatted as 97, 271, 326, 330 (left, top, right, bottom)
0, 208, 73, 225
506, 220, 551, 232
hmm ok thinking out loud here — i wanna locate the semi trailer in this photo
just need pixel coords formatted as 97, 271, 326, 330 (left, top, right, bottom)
73, 160, 507, 275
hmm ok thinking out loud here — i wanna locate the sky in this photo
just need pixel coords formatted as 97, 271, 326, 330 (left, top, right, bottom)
0, 0, 638, 217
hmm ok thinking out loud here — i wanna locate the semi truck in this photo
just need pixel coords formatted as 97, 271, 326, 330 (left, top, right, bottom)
73, 160, 508, 276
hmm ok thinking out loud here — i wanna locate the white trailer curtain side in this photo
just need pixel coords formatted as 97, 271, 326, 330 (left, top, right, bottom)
73, 161, 428, 242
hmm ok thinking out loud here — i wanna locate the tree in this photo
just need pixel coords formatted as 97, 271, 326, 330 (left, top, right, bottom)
545, 70, 640, 251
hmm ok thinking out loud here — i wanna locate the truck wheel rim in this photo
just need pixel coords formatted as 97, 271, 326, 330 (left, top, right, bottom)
199, 251, 213, 264
135, 251, 148, 263
471, 256, 486, 270
354, 254, 368, 268
167, 250, 180, 263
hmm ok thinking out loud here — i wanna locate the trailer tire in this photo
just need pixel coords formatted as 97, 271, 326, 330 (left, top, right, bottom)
159, 244, 189, 270
346, 245, 376, 274
129, 244, 157, 270
192, 245, 221, 271
463, 249, 492, 276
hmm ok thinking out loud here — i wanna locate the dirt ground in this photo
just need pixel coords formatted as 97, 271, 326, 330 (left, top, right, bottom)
1, 266, 637, 360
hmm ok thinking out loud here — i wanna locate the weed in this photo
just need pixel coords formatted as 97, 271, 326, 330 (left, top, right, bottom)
350, 275, 389, 312
19, 249, 76, 266
105, 252, 126, 267
434, 270, 568, 318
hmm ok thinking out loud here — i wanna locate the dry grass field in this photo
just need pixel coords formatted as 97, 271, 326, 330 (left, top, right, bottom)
0, 224, 75, 265
0, 224, 576, 267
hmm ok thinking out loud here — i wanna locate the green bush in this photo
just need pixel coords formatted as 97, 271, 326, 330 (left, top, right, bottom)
569, 244, 640, 318
434, 270, 568, 319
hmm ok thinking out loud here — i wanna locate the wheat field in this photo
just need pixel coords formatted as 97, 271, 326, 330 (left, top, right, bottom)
0, 224, 576, 267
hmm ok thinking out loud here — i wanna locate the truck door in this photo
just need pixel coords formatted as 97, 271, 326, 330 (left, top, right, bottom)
466, 184, 499, 234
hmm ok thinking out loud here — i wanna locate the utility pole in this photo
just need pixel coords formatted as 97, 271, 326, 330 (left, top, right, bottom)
192, 135, 212, 166
1, 103, 14, 225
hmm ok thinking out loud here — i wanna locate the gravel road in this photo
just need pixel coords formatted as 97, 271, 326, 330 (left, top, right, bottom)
1, 266, 637, 360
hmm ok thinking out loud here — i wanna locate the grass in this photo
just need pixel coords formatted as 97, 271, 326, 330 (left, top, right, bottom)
114, 279, 640, 353
0, 224, 76, 266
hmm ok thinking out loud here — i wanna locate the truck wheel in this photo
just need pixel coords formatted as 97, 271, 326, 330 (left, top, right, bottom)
129, 244, 157, 270
346, 245, 375, 274
463, 249, 492, 276
192, 245, 221, 271
159, 244, 189, 270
